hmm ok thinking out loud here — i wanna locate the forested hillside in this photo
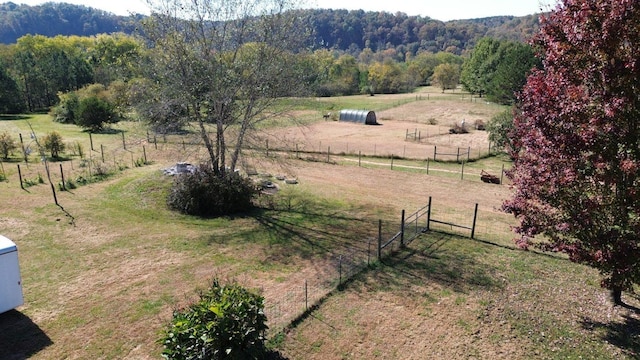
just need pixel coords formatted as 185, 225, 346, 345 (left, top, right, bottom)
0, 2, 540, 54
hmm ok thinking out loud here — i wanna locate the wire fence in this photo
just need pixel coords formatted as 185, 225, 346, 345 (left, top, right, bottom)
263, 197, 517, 335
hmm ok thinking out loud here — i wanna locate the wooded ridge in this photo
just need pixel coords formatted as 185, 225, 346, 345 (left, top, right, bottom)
0, 2, 540, 53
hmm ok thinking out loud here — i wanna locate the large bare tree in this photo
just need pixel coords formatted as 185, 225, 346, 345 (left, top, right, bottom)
142, 0, 309, 176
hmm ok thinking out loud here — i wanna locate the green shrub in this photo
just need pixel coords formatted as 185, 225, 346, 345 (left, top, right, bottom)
160, 279, 268, 360
167, 165, 257, 217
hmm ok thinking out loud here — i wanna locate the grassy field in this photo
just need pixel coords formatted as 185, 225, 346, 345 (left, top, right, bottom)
1, 87, 639, 359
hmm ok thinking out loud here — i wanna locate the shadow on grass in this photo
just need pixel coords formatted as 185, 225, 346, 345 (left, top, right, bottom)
250, 203, 376, 260
580, 311, 640, 357
0, 115, 29, 121
0, 310, 52, 359
379, 231, 502, 294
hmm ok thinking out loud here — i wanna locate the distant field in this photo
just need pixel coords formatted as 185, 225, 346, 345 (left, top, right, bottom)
0, 87, 638, 359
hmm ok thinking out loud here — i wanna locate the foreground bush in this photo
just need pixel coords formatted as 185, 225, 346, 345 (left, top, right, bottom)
160, 280, 268, 360
167, 165, 257, 217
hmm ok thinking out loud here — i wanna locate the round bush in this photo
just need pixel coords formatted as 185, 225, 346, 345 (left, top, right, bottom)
167, 166, 257, 217
160, 280, 268, 360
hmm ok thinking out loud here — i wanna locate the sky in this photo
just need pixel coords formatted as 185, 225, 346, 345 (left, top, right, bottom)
16, 0, 556, 21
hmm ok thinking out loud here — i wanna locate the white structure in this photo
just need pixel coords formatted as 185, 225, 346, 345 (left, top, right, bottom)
0, 235, 23, 314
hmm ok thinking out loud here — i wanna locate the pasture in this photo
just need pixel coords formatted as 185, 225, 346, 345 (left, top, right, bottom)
0, 87, 639, 359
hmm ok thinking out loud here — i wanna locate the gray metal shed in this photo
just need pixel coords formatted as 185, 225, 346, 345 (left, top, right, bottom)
339, 109, 378, 125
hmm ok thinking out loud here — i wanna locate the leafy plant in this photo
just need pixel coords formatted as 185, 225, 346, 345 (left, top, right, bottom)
41, 131, 66, 159
160, 279, 268, 360
0, 131, 17, 160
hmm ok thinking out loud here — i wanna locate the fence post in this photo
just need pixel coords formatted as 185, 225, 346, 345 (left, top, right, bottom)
391, 155, 394, 170
304, 280, 308, 311
471, 203, 479, 239
468, 147, 471, 162
19, 134, 27, 163
327, 146, 330, 163
60, 163, 66, 191
266, 140, 269, 157
500, 164, 505, 185
122, 132, 126, 150
338, 255, 343, 285
367, 238, 371, 266
426, 196, 432, 231
143, 145, 147, 164
377, 220, 382, 260
461, 161, 465, 180
426, 158, 429, 174
17, 164, 23, 190
400, 209, 405, 247
433, 146, 437, 161
89, 132, 94, 151
296, 143, 299, 159
456, 147, 460, 162
358, 151, 361, 167
101, 144, 105, 163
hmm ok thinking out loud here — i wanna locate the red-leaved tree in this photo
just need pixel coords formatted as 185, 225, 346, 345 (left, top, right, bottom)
504, 0, 640, 305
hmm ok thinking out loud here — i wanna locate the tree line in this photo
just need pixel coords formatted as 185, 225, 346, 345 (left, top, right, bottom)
0, 2, 540, 54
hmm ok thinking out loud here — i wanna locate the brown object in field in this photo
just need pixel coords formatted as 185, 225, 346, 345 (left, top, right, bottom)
481, 170, 500, 184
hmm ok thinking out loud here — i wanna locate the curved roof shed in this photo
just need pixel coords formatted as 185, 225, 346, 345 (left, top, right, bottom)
339, 109, 378, 125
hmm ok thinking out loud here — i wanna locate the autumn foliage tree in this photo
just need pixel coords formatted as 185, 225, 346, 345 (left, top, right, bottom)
504, 0, 640, 305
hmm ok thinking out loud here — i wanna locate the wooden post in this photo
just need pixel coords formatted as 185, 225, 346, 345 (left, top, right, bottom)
433, 146, 437, 161
327, 146, 330, 163
400, 209, 405, 247
296, 143, 299, 159
467, 147, 471, 162
100, 144, 105, 163
143, 145, 147, 164
358, 151, 361, 167
122, 132, 126, 150
59, 163, 66, 191
338, 255, 343, 285
426, 196, 432, 231
266, 140, 269, 157
17, 164, 23, 190
461, 161, 465, 180
391, 155, 394, 170
500, 164, 505, 185
456, 147, 460, 162
89, 132, 94, 151
377, 220, 382, 260
304, 280, 308, 310
471, 203, 479, 239
426, 158, 430, 174
154, 135, 157, 150
19, 134, 27, 163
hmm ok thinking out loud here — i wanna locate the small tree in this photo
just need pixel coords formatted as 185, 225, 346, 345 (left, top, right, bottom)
41, 131, 65, 159
486, 108, 516, 153
0, 131, 17, 160
76, 96, 117, 132
432, 63, 460, 93
160, 279, 268, 360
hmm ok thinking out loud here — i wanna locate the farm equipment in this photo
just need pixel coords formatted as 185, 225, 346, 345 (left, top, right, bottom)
480, 170, 500, 184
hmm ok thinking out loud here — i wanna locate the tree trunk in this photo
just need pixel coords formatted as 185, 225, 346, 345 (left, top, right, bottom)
610, 288, 623, 306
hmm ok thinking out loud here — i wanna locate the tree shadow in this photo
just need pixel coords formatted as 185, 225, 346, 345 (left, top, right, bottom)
373, 231, 503, 294
0, 115, 29, 121
0, 310, 52, 359
580, 310, 640, 357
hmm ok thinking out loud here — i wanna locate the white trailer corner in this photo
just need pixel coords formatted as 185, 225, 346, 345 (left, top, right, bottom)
0, 235, 24, 314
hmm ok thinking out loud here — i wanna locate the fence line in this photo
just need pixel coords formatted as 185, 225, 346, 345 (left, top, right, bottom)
264, 197, 517, 335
